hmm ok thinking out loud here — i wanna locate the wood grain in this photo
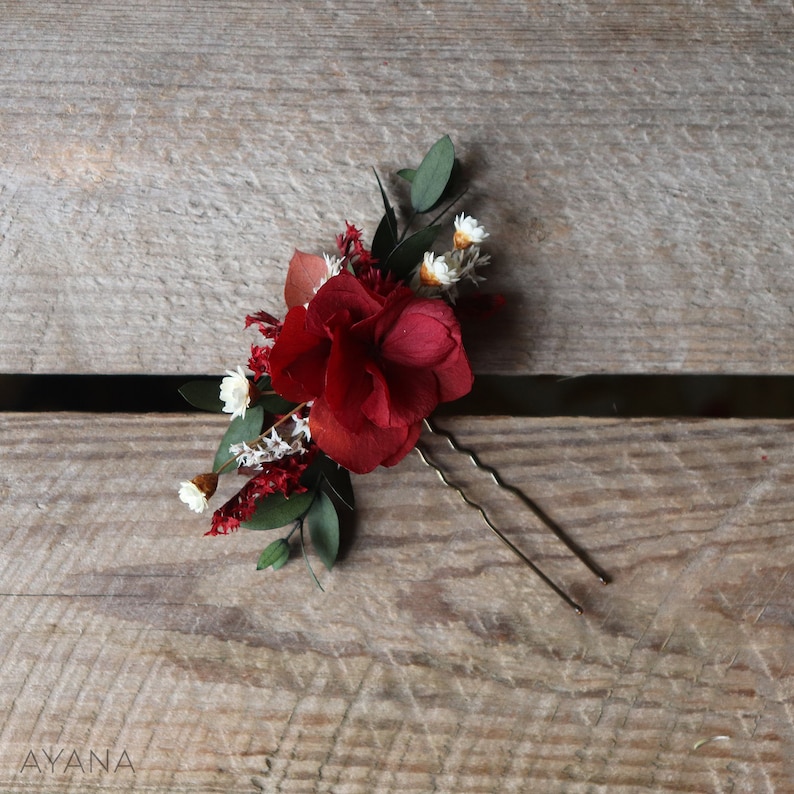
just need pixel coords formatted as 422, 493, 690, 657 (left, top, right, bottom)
2, 1, 793, 375
1, 413, 791, 792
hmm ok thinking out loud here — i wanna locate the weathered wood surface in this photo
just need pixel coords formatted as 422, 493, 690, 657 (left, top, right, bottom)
2, 1, 794, 375
1, 413, 791, 792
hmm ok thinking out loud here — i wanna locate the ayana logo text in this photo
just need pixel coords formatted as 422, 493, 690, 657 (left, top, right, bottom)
19, 748, 135, 774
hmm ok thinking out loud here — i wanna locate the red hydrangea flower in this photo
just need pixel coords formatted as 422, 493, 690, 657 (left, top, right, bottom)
269, 271, 473, 474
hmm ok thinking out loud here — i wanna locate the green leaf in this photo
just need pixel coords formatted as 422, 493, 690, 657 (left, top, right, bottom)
300, 453, 354, 509
212, 406, 265, 473
261, 393, 299, 415
257, 538, 290, 571
384, 225, 440, 280
373, 168, 397, 231
410, 135, 455, 213
396, 168, 416, 183
307, 491, 339, 571
371, 169, 399, 264
241, 489, 316, 530
299, 521, 324, 591
254, 376, 299, 415
371, 209, 398, 264
300, 452, 328, 489
178, 380, 224, 412
322, 462, 355, 510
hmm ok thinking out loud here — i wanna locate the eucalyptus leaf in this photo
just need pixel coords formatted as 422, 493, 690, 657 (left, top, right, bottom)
384, 225, 440, 280
307, 491, 339, 571
178, 380, 224, 412
212, 406, 265, 473
254, 376, 298, 414
410, 135, 455, 213
257, 538, 290, 571
241, 489, 316, 530
259, 393, 299, 415
254, 375, 273, 390
299, 520, 324, 591
271, 547, 290, 570
396, 168, 416, 183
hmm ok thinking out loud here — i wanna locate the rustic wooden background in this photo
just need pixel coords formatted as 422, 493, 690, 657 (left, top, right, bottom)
1, 2, 792, 792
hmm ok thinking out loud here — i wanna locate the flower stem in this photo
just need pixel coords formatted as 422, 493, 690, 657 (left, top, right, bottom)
426, 187, 469, 229
216, 401, 309, 474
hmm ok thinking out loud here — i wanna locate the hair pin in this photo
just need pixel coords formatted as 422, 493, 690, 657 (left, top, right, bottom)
418, 418, 609, 614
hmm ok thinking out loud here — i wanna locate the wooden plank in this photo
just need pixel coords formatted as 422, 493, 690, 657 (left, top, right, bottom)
2, 1, 793, 375
1, 413, 791, 792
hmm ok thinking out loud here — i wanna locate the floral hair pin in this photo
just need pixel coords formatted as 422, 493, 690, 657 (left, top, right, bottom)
178, 136, 608, 611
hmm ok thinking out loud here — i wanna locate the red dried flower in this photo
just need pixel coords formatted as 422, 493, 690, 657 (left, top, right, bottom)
336, 221, 377, 273
356, 265, 401, 298
245, 311, 282, 339
207, 450, 316, 536
269, 271, 473, 474
247, 345, 272, 379
244, 311, 283, 378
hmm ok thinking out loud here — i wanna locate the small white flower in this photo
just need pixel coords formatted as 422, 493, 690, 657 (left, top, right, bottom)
261, 428, 294, 460
309, 254, 344, 300
229, 427, 305, 470
453, 213, 489, 250
291, 412, 311, 443
228, 441, 265, 469
179, 481, 209, 513
323, 253, 343, 278
415, 251, 460, 288
178, 473, 217, 512
220, 366, 252, 420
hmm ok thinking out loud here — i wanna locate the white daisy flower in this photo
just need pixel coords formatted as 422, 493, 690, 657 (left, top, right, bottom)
179, 481, 208, 513
453, 213, 489, 250
219, 366, 252, 420
178, 473, 218, 513
413, 251, 460, 290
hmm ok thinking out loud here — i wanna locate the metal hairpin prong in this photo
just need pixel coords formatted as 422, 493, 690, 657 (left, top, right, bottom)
424, 417, 610, 585
415, 440, 584, 614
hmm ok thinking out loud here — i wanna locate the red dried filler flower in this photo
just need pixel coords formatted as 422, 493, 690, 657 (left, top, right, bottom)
269, 270, 473, 474
207, 451, 316, 536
